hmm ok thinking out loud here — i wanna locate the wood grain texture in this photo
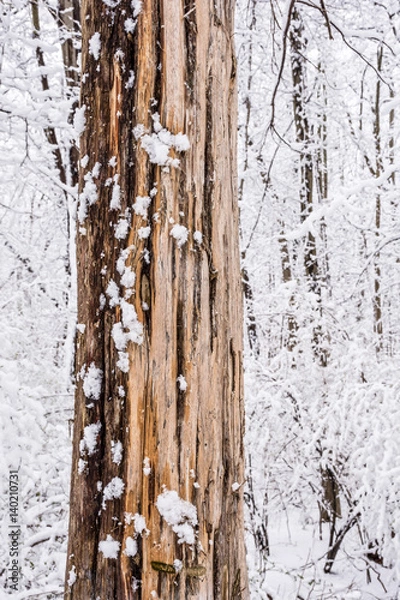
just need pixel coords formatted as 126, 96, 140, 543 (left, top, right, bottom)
65, 0, 248, 598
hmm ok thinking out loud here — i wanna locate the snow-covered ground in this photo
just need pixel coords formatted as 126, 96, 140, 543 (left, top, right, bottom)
249, 508, 399, 600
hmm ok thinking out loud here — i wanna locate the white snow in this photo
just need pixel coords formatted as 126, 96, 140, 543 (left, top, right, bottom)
110, 179, 121, 210
99, 535, 120, 559
170, 224, 189, 247
125, 70, 135, 89
76, 323, 86, 334
124, 18, 136, 33
143, 457, 151, 476
177, 374, 187, 391
111, 440, 123, 464
124, 536, 138, 557
173, 559, 183, 573
112, 322, 127, 351
193, 230, 203, 245
78, 458, 87, 474
174, 132, 191, 152
114, 219, 129, 240
120, 266, 135, 289
133, 513, 149, 536
102, 476, 125, 508
135, 115, 190, 169
78, 169, 100, 222
108, 156, 117, 167
138, 226, 151, 239
232, 482, 241, 492
92, 162, 101, 178
89, 32, 101, 60
121, 299, 143, 344
67, 566, 76, 587
73, 105, 86, 136
79, 421, 101, 456
82, 363, 103, 400
141, 133, 171, 166
117, 351, 129, 373
132, 0, 142, 17
156, 488, 198, 545
106, 279, 120, 307
99, 293, 106, 310
133, 195, 151, 218
133, 124, 146, 140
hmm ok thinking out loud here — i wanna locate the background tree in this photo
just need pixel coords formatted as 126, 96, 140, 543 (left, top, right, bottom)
65, 0, 248, 598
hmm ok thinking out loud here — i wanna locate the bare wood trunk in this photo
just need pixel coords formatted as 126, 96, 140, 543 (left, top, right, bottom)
65, 1, 248, 598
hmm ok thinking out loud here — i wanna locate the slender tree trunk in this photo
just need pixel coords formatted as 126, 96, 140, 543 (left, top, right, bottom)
373, 46, 383, 351
65, 1, 248, 598
290, 7, 339, 522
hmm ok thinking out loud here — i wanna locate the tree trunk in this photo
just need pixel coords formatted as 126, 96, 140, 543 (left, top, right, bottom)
65, 1, 248, 599
373, 46, 383, 351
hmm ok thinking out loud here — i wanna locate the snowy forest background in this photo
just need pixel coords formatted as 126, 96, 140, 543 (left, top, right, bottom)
1, 0, 400, 598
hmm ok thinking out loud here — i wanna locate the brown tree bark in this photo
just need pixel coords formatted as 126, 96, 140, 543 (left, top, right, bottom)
65, 0, 248, 598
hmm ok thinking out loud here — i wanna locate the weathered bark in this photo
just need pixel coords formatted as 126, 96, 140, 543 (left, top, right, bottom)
65, 1, 248, 599
373, 46, 383, 350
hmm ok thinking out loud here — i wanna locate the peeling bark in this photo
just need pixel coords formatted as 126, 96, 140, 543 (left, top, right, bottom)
65, 1, 248, 598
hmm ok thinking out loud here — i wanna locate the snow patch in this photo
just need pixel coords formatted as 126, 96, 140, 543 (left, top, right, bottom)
177, 374, 187, 391
110, 178, 121, 210
102, 476, 125, 508
80, 421, 101, 456
135, 114, 190, 169
133, 195, 151, 219
82, 363, 103, 400
117, 351, 129, 372
115, 219, 129, 240
106, 279, 120, 307
125, 70, 135, 89
193, 230, 203, 245
67, 566, 76, 587
138, 226, 151, 239
133, 513, 149, 536
124, 18, 136, 33
170, 224, 189, 247
156, 488, 198, 545
78, 165, 101, 222
99, 535, 120, 559
124, 536, 138, 557
111, 440, 123, 464
132, 0, 142, 17
78, 458, 87, 474
143, 456, 151, 476
173, 559, 183, 573
89, 32, 101, 60
74, 105, 86, 136
121, 266, 135, 289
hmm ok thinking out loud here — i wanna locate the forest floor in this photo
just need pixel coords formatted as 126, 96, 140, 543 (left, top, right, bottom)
248, 508, 400, 600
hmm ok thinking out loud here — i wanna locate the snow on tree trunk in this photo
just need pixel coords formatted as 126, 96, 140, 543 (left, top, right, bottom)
65, 0, 248, 598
